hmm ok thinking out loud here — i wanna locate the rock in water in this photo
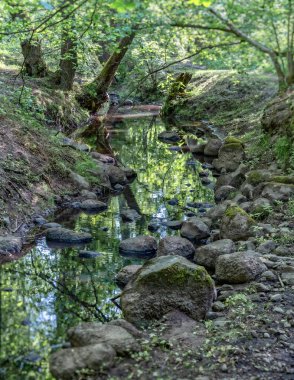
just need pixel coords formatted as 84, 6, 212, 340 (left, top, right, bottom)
203, 138, 222, 156
158, 131, 181, 143
180, 217, 210, 242
220, 206, 255, 241
80, 199, 108, 213
194, 239, 236, 269
49, 343, 116, 380
115, 265, 143, 289
120, 209, 141, 222
46, 228, 92, 244
157, 236, 195, 260
215, 251, 267, 284
119, 236, 157, 258
121, 255, 215, 326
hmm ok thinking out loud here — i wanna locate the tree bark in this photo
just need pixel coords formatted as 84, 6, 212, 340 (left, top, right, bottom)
57, 30, 78, 90
77, 31, 136, 113
21, 39, 48, 77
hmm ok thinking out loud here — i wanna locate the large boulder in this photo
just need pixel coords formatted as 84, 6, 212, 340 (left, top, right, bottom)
46, 228, 92, 244
157, 236, 195, 260
158, 131, 181, 143
215, 251, 267, 284
213, 138, 245, 172
80, 200, 108, 213
50, 344, 116, 380
120, 209, 141, 222
0, 236, 22, 254
69, 171, 90, 190
180, 217, 210, 242
94, 162, 127, 187
220, 206, 255, 241
194, 239, 236, 270
119, 236, 157, 258
121, 255, 215, 326
203, 138, 222, 156
261, 182, 294, 201
215, 185, 236, 202
115, 265, 143, 289
67, 322, 140, 354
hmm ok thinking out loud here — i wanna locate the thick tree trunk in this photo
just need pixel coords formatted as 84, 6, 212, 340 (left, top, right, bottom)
21, 39, 48, 77
77, 32, 136, 113
58, 32, 77, 90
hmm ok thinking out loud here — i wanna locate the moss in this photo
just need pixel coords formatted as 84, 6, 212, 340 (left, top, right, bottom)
224, 136, 243, 145
246, 170, 271, 185
225, 206, 255, 224
221, 143, 244, 151
270, 176, 294, 185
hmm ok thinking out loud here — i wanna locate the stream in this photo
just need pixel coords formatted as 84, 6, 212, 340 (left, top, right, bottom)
0, 115, 216, 379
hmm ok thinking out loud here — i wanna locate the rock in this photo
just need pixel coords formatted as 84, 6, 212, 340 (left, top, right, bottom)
261, 182, 294, 201
115, 265, 143, 289
80, 200, 108, 213
102, 164, 128, 187
157, 236, 195, 260
158, 131, 181, 143
80, 190, 97, 200
119, 236, 157, 258
34, 216, 47, 225
180, 217, 210, 242
203, 138, 222, 156
215, 185, 236, 202
220, 205, 255, 241
212, 301, 226, 312
246, 170, 272, 185
49, 343, 116, 380
165, 220, 183, 230
68, 322, 139, 354
69, 171, 90, 190
213, 140, 245, 172
0, 236, 22, 254
215, 164, 247, 190
61, 137, 90, 152
46, 228, 92, 244
167, 198, 179, 206
121, 255, 215, 326
120, 209, 141, 222
122, 167, 137, 182
147, 222, 160, 232
258, 240, 277, 254
42, 222, 62, 229
91, 152, 115, 164
215, 251, 267, 284
194, 239, 236, 269
187, 138, 207, 153
252, 197, 272, 214
78, 250, 101, 259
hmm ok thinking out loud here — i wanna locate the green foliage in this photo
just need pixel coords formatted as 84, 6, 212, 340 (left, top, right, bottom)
274, 136, 294, 169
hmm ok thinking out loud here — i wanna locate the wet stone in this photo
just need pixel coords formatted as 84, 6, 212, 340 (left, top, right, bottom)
78, 250, 101, 259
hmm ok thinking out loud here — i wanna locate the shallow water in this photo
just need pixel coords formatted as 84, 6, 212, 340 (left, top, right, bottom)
0, 117, 215, 379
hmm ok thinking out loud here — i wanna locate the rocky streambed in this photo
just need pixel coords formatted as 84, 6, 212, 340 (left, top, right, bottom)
1, 115, 294, 380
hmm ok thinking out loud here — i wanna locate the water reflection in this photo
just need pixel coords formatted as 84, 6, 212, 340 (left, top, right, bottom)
0, 117, 214, 379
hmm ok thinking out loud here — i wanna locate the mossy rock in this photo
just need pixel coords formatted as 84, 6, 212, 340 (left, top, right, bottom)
246, 170, 272, 185
121, 255, 215, 326
224, 136, 243, 146
221, 205, 255, 241
269, 176, 294, 185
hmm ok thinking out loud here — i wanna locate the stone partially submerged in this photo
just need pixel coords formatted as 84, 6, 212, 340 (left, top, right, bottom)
180, 217, 210, 242
121, 255, 215, 326
46, 228, 92, 244
157, 236, 195, 260
119, 235, 157, 258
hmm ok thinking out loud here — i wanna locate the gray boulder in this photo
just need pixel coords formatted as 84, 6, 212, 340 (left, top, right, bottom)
0, 236, 22, 254
215, 251, 267, 284
46, 228, 92, 244
80, 190, 97, 200
194, 239, 236, 269
68, 322, 140, 354
215, 164, 247, 190
50, 343, 116, 380
204, 138, 222, 156
120, 209, 141, 222
80, 200, 108, 213
215, 185, 236, 202
119, 236, 157, 258
158, 131, 181, 143
115, 265, 143, 289
180, 217, 210, 242
69, 171, 90, 190
157, 236, 195, 260
91, 152, 115, 164
213, 139, 245, 172
261, 182, 294, 201
220, 206, 255, 241
121, 255, 215, 326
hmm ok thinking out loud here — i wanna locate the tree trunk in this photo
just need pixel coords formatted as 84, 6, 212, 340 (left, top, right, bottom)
161, 72, 192, 117
21, 39, 48, 77
77, 32, 136, 113
58, 32, 77, 90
